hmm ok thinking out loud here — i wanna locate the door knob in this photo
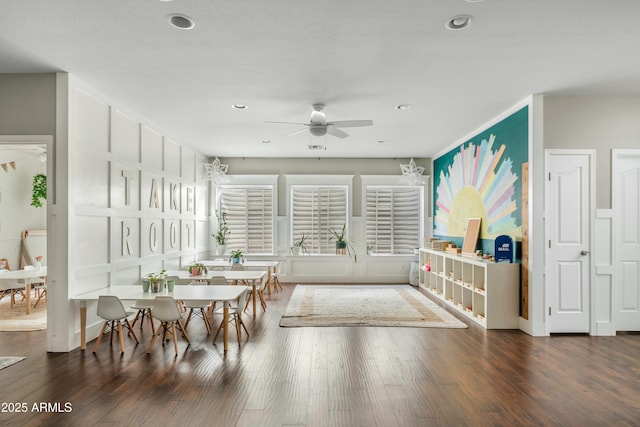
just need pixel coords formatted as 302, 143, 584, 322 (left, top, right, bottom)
580, 250, 590, 256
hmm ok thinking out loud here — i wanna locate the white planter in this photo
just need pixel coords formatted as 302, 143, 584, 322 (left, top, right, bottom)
216, 244, 227, 256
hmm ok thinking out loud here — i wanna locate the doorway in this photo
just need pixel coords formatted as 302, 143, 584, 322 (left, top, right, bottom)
0, 136, 51, 334
545, 150, 594, 333
612, 149, 640, 331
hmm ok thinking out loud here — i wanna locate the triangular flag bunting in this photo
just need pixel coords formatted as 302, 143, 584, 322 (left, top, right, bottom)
1, 164, 7, 172
9, 161, 16, 170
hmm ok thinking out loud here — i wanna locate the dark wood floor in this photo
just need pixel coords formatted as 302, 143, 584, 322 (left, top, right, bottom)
1, 283, 639, 427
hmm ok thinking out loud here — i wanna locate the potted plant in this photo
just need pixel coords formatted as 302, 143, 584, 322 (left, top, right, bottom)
329, 224, 357, 262
146, 269, 167, 293
292, 232, 309, 255
213, 211, 230, 255
229, 249, 244, 264
188, 263, 207, 276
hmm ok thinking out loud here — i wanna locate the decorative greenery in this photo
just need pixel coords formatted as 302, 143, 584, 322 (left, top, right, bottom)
329, 224, 357, 262
214, 211, 230, 245
366, 242, 376, 255
31, 173, 47, 208
293, 232, 310, 255
147, 269, 167, 283
188, 263, 207, 275
229, 249, 244, 262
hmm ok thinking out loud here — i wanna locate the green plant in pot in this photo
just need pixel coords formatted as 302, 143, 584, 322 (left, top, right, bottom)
293, 232, 309, 255
146, 269, 167, 293
329, 224, 357, 262
188, 263, 207, 276
213, 211, 230, 255
229, 249, 244, 264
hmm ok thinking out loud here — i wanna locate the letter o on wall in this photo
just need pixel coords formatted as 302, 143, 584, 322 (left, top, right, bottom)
149, 223, 159, 252
170, 222, 178, 248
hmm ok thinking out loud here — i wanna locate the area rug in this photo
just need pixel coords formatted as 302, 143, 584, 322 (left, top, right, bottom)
280, 284, 467, 328
0, 297, 47, 331
0, 357, 26, 370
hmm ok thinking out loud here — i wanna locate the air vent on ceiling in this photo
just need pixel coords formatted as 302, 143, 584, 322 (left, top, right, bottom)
308, 144, 326, 151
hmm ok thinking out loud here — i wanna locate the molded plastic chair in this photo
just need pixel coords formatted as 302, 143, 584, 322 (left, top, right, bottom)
213, 287, 250, 346
230, 263, 250, 286
183, 284, 212, 334
0, 278, 25, 308
147, 296, 191, 355
245, 275, 267, 313
130, 300, 155, 333
93, 295, 139, 353
209, 275, 228, 286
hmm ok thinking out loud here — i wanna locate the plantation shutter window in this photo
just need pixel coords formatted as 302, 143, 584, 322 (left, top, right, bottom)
218, 186, 273, 254
366, 186, 420, 255
291, 186, 347, 255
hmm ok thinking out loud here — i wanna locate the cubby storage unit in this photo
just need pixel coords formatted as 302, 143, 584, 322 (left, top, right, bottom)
419, 248, 520, 329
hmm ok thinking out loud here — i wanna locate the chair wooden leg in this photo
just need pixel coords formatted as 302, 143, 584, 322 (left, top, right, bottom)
213, 321, 223, 343
235, 316, 241, 343
178, 319, 191, 344
171, 323, 179, 354
109, 321, 115, 347
185, 309, 194, 330
124, 319, 139, 344
92, 322, 109, 353
116, 321, 125, 353
201, 308, 211, 334
147, 323, 164, 353
238, 316, 249, 338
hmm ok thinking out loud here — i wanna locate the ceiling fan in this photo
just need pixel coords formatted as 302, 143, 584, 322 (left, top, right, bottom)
265, 104, 373, 138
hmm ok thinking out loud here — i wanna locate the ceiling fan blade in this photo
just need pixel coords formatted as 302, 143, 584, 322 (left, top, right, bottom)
328, 120, 373, 128
287, 127, 310, 137
264, 121, 309, 126
326, 125, 349, 138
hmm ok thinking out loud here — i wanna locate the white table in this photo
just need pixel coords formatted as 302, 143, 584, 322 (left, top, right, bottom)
0, 266, 47, 314
199, 260, 280, 294
72, 285, 247, 353
165, 269, 267, 318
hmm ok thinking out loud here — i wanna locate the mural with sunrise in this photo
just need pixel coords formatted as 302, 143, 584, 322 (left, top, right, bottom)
433, 107, 528, 252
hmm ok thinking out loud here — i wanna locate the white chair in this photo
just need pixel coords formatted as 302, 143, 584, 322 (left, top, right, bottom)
0, 278, 25, 308
183, 284, 212, 334
130, 300, 155, 334
270, 268, 283, 293
93, 296, 139, 353
230, 263, 250, 286
147, 296, 191, 355
23, 265, 46, 303
245, 275, 267, 313
208, 275, 228, 286
213, 287, 250, 346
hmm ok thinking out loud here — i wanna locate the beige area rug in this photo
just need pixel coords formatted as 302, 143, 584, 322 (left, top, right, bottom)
0, 296, 47, 331
0, 357, 26, 370
280, 285, 468, 328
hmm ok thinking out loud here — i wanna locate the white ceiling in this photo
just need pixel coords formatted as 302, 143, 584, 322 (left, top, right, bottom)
1, 0, 639, 158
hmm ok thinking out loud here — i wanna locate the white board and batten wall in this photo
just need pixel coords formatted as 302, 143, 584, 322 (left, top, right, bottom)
63, 76, 210, 350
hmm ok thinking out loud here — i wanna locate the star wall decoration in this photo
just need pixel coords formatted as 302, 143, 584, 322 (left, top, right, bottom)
203, 157, 229, 184
400, 158, 425, 187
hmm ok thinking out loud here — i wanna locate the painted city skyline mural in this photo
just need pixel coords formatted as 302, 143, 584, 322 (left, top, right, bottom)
433, 106, 528, 244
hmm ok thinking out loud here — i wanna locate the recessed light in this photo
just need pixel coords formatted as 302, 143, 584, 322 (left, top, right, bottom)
378, 140, 386, 144
446, 14, 473, 31
261, 140, 271, 144
168, 13, 195, 30
394, 104, 411, 110
232, 104, 248, 110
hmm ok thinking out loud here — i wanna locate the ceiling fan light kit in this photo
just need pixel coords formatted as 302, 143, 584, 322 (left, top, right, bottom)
265, 104, 373, 141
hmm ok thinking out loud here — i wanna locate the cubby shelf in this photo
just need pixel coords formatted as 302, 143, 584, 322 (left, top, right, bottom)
419, 248, 520, 329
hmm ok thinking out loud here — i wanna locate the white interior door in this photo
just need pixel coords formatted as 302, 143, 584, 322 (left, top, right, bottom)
613, 149, 640, 331
546, 151, 593, 333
